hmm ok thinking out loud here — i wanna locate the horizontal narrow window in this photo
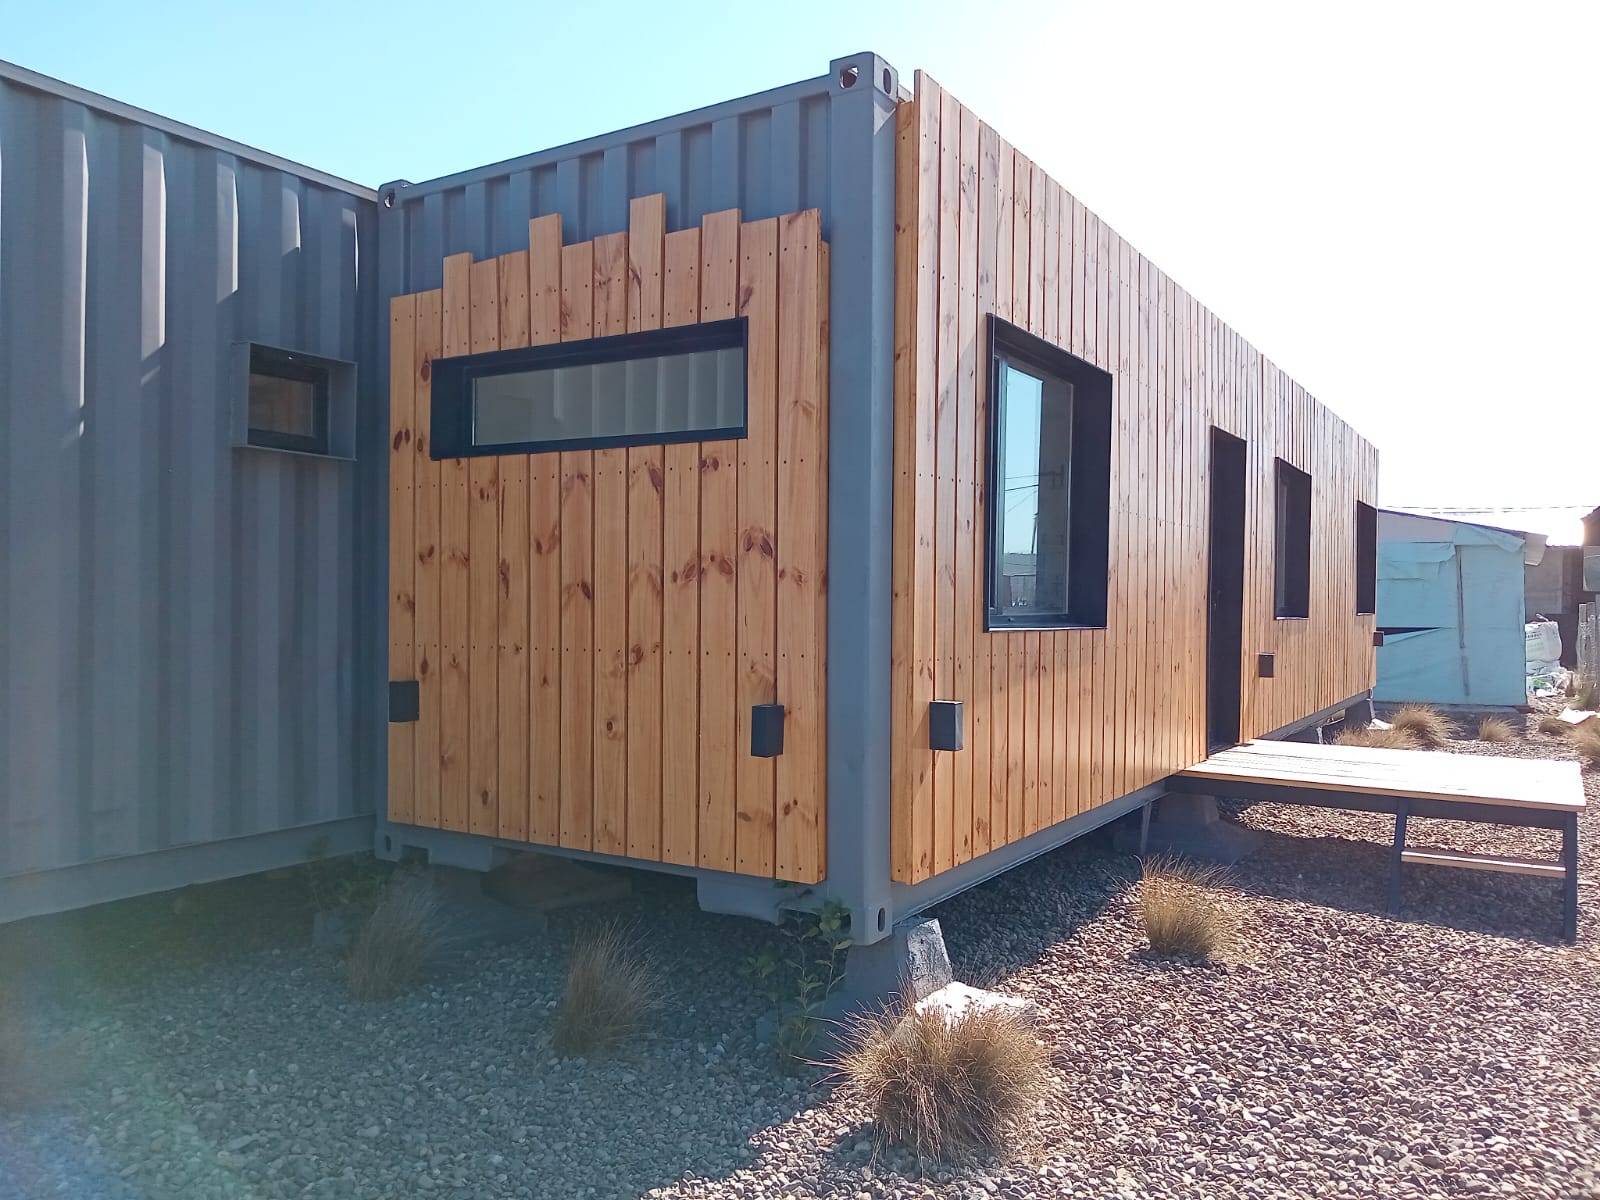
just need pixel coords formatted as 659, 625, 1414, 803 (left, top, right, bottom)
985, 315, 1113, 630
248, 345, 331, 455
430, 317, 747, 459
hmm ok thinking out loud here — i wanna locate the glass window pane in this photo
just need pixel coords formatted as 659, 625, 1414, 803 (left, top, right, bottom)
248, 372, 316, 437
995, 360, 1073, 620
471, 344, 742, 448
1274, 470, 1291, 607
1273, 460, 1311, 618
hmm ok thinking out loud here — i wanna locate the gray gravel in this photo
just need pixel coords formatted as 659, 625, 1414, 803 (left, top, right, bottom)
4, 706, 1599, 1199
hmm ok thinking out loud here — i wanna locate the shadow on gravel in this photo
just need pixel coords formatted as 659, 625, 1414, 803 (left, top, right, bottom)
1, 869, 835, 1200
1225, 818, 1572, 945
926, 832, 1133, 987
0, 868, 334, 1004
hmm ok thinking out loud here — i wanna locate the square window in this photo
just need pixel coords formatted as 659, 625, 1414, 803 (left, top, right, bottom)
247, 346, 331, 454
1274, 458, 1312, 618
1355, 500, 1377, 614
985, 316, 1112, 630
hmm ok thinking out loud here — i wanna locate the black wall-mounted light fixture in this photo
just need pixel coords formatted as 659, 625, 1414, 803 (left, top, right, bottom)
751, 704, 786, 758
1257, 653, 1276, 679
389, 680, 420, 723
929, 700, 965, 752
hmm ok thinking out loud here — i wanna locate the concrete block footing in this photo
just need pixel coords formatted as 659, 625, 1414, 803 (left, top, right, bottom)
812, 917, 1036, 1056
829, 915, 953, 1017
1117, 794, 1263, 866
696, 874, 787, 926
1343, 696, 1376, 728
482, 855, 631, 921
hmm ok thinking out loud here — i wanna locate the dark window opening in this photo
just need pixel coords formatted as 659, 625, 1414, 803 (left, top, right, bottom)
430, 317, 747, 459
1274, 458, 1312, 619
1355, 500, 1377, 614
984, 315, 1112, 630
247, 346, 331, 454
1207, 427, 1248, 751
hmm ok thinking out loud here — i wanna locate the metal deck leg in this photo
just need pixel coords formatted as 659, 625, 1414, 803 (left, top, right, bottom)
1563, 811, 1579, 944
1387, 802, 1409, 917
1138, 799, 1154, 857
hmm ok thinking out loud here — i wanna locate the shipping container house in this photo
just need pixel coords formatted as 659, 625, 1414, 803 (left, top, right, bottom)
1, 54, 1378, 940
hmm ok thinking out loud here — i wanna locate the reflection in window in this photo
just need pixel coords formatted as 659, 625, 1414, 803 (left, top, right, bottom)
472, 344, 744, 448
994, 361, 1073, 621
247, 346, 331, 454
984, 315, 1112, 630
429, 318, 748, 459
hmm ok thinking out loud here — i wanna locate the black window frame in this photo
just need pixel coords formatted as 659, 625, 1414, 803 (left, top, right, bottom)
246, 345, 332, 456
1273, 458, 1312, 620
983, 314, 1113, 631
1355, 500, 1377, 614
429, 316, 747, 460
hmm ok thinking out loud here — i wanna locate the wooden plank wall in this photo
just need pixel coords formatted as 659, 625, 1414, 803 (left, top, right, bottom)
387, 196, 830, 884
891, 75, 1378, 886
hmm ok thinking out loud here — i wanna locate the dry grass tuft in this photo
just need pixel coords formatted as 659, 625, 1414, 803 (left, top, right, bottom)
833, 1004, 1051, 1162
1333, 725, 1420, 750
1572, 724, 1600, 771
1476, 716, 1516, 744
1538, 714, 1570, 737
1138, 856, 1239, 959
1388, 704, 1454, 748
551, 925, 662, 1057
345, 874, 446, 1001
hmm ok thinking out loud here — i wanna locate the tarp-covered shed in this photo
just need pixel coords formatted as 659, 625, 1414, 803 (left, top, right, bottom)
1376, 511, 1544, 708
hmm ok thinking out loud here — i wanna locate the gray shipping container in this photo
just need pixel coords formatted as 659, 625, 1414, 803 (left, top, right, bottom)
0, 52, 902, 925
0, 59, 383, 920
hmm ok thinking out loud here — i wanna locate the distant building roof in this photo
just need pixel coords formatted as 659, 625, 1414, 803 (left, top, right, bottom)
1378, 508, 1548, 565
1380, 508, 1537, 540
1385, 505, 1594, 547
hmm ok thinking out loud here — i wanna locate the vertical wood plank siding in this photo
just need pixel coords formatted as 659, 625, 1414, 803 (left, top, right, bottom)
388, 198, 830, 883
891, 76, 1378, 885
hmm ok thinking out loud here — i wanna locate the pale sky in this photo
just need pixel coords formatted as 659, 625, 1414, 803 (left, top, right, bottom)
7, 0, 1596, 539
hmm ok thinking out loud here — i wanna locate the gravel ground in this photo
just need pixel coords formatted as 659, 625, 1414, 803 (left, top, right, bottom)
4, 706, 1598, 1199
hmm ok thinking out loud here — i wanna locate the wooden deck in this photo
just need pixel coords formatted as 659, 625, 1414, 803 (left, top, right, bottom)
1167, 739, 1585, 941
1177, 740, 1586, 814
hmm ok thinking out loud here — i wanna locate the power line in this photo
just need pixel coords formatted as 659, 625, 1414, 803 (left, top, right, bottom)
1388, 504, 1594, 512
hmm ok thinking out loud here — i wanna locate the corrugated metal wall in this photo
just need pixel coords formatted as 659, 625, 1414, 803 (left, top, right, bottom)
0, 51, 905, 927
378, 75, 839, 296
373, 54, 908, 937
0, 62, 383, 907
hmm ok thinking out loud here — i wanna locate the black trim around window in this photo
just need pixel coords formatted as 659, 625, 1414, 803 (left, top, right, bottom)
429, 317, 748, 459
246, 345, 331, 455
1355, 500, 1377, 614
983, 315, 1113, 631
1273, 458, 1312, 619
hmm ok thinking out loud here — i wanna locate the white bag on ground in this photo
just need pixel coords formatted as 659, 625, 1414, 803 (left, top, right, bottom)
1526, 621, 1562, 672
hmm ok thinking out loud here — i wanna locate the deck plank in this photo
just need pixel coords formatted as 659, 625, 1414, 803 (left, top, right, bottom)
1401, 848, 1566, 879
1178, 741, 1585, 812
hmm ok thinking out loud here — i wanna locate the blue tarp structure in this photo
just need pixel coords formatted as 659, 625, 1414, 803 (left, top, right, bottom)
1376, 512, 1535, 708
